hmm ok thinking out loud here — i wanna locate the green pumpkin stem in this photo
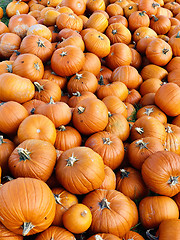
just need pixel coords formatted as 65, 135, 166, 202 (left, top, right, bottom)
99, 198, 111, 210
22, 222, 35, 236
120, 169, 130, 179
17, 148, 31, 161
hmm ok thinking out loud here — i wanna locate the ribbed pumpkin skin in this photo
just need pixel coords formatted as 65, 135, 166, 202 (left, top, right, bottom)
0, 222, 23, 240
55, 147, 105, 195
0, 178, 56, 236
35, 226, 76, 240
82, 189, 133, 238
8, 139, 57, 181
158, 219, 180, 240
0, 73, 35, 103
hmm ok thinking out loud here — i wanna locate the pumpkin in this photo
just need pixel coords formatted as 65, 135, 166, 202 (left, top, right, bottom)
147, 219, 180, 240
131, 116, 166, 143
83, 30, 111, 58
85, 12, 108, 33
146, 38, 172, 66
174, 192, 180, 210
155, 82, 180, 117
8, 139, 57, 181
128, 137, 164, 170
139, 196, 179, 229
0, 178, 56, 236
17, 114, 56, 145
35, 226, 76, 240
142, 150, 180, 197
55, 147, 105, 194
0, 136, 15, 176
60, 0, 86, 15
86, 0, 106, 12
0, 222, 23, 240
81, 52, 101, 76
138, 0, 160, 16
133, 27, 157, 43
139, 78, 163, 96
0, 22, 10, 35
55, 125, 82, 151
141, 64, 168, 80
19, 35, 53, 62
136, 105, 167, 125
0, 101, 28, 135
6, 1, 29, 18
136, 37, 157, 55
167, 69, 180, 87
0, 61, 13, 74
124, 3, 139, 18
125, 89, 142, 106
34, 98, 71, 128
0, 73, 35, 103
51, 45, 85, 77
52, 187, 78, 226
27, 24, 52, 41
86, 130, 125, 169
67, 71, 98, 95
111, 65, 141, 90
12, 53, 44, 82
0, 33, 21, 59
72, 98, 108, 135
34, 79, 61, 103
108, 15, 128, 27
99, 165, 116, 190
105, 43, 132, 70
68, 91, 97, 108
150, 15, 171, 35
82, 189, 133, 237
106, 3, 123, 17
87, 233, 121, 240
8, 14, 37, 38
164, 124, 180, 154
128, 10, 150, 32
139, 93, 156, 107
130, 48, 142, 70
116, 167, 148, 200
62, 203, 92, 234
43, 9, 60, 26
172, 115, 180, 128
166, 56, 180, 72
123, 231, 145, 240
22, 99, 46, 115
128, 197, 139, 229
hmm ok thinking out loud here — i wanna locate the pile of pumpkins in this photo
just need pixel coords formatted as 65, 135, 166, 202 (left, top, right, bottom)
0, 0, 180, 239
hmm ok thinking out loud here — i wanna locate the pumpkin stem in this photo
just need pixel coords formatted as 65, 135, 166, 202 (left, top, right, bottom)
108, 111, 112, 117
135, 139, 149, 149
14, 50, 21, 56
120, 169, 130, 179
57, 125, 66, 131
77, 106, 85, 114
22, 222, 35, 236
167, 176, 179, 186
144, 107, 154, 116
60, 51, 67, 57
112, 29, 117, 35
98, 75, 105, 85
81, 210, 87, 217
152, 2, 160, 8
34, 82, 44, 92
98, 35, 104, 40
72, 91, 81, 97
146, 229, 158, 240
128, 5, 133, 10
162, 48, 169, 54
165, 126, 173, 133
34, 62, 41, 71
0, 135, 5, 145
6, 64, 13, 73
17, 148, 31, 161
0, 102, 5, 106
53, 25, 59, 33
139, 11, 146, 16
135, 127, 144, 134
75, 73, 83, 80
49, 97, 55, 104
99, 198, 111, 210
176, 31, 180, 38
53, 193, 62, 205
152, 15, 158, 22
66, 153, 78, 166
16, 10, 20, 15
95, 235, 103, 240
37, 39, 46, 48
30, 108, 35, 114
2, 176, 14, 182
102, 137, 112, 145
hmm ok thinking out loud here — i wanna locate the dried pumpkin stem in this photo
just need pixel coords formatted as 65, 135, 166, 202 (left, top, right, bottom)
98, 75, 105, 85
162, 48, 169, 54
144, 107, 154, 116
6, 64, 12, 73
75, 73, 82, 80
60, 51, 67, 57
135, 127, 144, 134
120, 169, 130, 179
57, 125, 66, 131
95, 235, 103, 240
99, 198, 110, 210
135, 139, 149, 149
0, 135, 5, 145
72, 91, 81, 97
66, 153, 78, 166
112, 29, 117, 35
53, 193, 62, 205
102, 137, 112, 145
49, 97, 55, 104
146, 229, 158, 240
34, 62, 41, 71
37, 39, 46, 48
17, 148, 31, 161
22, 222, 35, 236
34, 82, 44, 92
81, 210, 87, 217
167, 176, 179, 186
165, 126, 173, 133
77, 106, 85, 114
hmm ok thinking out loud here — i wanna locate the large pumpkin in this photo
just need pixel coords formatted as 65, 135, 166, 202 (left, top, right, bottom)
141, 150, 180, 197
0, 178, 56, 236
55, 147, 105, 194
82, 189, 133, 237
